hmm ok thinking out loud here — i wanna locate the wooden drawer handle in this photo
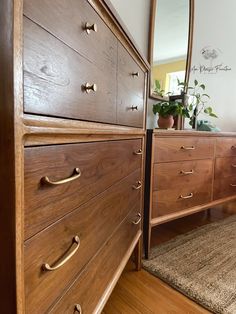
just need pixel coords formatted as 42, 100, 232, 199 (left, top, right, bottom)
132, 181, 142, 190
231, 164, 236, 168
133, 149, 143, 155
42, 236, 80, 271
75, 304, 82, 313
180, 192, 193, 199
230, 184, 236, 187
83, 83, 97, 93
231, 146, 236, 150
132, 213, 141, 225
132, 72, 139, 77
181, 146, 195, 150
180, 169, 194, 175
42, 168, 81, 186
131, 105, 138, 111
84, 22, 97, 34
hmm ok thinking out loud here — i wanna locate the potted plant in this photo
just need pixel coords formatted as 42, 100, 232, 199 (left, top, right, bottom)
153, 100, 189, 129
178, 79, 218, 129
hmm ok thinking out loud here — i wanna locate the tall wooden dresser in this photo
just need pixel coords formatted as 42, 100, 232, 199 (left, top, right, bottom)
0, 0, 149, 313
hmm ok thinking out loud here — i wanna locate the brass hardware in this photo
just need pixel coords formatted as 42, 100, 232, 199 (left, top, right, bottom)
42, 168, 81, 186
232, 145, 236, 150
179, 192, 193, 199
181, 146, 195, 150
74, 304, 82, 313
230, 183, 236, 187
231, 164, 236, 168
132, 213, 141, 225
42, 236, 80, 271
132, 72, 139, 77
132, 181, 142, 190
180, 169, 194, 175
134, 149, 143, 155
84, 22, 97, 34
84, 83, 97, 93
130, 105, 138, 111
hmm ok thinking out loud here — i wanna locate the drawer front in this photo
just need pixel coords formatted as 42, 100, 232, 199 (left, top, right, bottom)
24, 139, 142, 239
154, 137, 215, 163
153, 159, 213, 191
152, 183, 212, 218
214, 177, 236, 200
49, 208, 142, 314
24, 170, 142, 313
215, 157, 236, 178
117, 42, 145, 127
216, 138, 236, 157
24, 0, 117, 71
24, 17, 116, 124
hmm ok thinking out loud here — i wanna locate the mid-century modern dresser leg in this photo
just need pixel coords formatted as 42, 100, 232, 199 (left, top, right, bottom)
134, 237, 142, 271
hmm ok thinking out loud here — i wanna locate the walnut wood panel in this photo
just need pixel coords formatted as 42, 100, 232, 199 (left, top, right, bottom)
24, 139, 142, 239
154, 137, 215, 163
24, 169, 142, 313
152, 183, 212, 218
23, 0, 117, 72
214, 176, 236, 200
23, 17, 117, 124
215, 157, 236, 178
216, 138, 236, 157
153, 159, 213, 191
49, 208, 142, 314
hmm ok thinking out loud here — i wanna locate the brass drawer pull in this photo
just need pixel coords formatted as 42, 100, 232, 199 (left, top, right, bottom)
230, 184, 236, 187
131, 105, 138, 111
42, 168, 81, 186
42, 236, 80, 271
132, 213, 141, 225
132, 72, 139, 77
181, 146, 195, 150
84, 22, 97, 34
180, 169, 194, 175
132, 181, 142, 190
134, 149, 143, 155
231, 146, 236, 150
75, 304, 82, 313
83, 83, 97, 93
231, 164, 236, 168
180, 192, 194, 199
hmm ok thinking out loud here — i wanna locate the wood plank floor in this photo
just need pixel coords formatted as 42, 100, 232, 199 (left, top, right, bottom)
103, 202, 236, 314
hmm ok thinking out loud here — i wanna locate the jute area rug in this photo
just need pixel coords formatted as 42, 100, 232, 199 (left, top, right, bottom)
143, 215, 236, 314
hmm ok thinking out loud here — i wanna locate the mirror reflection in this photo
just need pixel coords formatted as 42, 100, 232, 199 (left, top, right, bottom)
151, 0, 190, 98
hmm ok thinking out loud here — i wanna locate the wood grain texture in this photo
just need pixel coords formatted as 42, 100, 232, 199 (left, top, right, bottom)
214, 176, 236, 200
154, 137, 215, 163
23, 17, 117, 124
49, 210, 142, 314
24, 139, 142, 238
215, 157, 236, 178
216, 137, 236, 157
24, 169, 142, 313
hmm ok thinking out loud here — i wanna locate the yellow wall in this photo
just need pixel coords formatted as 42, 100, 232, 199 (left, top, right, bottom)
152, 59, 186, 94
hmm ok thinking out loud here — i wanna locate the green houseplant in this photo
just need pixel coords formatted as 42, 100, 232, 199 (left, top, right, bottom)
153, 100, 189, 129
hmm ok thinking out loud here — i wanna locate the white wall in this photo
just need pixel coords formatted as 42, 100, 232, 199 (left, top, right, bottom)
189, 0, 236, 131
109, 0, 151, 58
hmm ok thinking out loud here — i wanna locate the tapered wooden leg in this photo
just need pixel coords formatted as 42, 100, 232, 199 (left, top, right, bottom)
206, 208, 211, 218
134, 237, 142, 271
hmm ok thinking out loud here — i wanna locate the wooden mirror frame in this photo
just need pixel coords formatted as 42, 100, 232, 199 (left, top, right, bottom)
148, 0, 195, 101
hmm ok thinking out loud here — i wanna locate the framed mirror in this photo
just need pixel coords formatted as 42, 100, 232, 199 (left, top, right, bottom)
149, 0, 194, 100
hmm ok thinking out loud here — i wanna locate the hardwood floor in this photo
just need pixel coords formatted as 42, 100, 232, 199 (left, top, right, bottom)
103, 202, 236, 314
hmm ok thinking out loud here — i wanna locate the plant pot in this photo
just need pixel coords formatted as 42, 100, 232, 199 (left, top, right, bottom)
157, 115, 174, 129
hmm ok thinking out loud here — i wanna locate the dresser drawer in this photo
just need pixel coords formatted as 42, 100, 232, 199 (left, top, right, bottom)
24, 139, 142, 239
24, 169, 142, 313
153, 159, 213, 191
154, 137, 215, 163
49, 207, 142, 314
24, 0, 117, 71
152, 183, 212, 218
216, 138, 236, 157
24, 17, 116, 124
117, 42, 145, 127
214, 177, 236, 200
215, 157, 236, 178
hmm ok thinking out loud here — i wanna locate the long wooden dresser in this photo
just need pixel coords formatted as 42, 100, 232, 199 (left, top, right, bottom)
0, 0, 149, 312
144, 129, 236, 258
